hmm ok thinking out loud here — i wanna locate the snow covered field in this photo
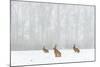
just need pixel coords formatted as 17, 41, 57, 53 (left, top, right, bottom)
11, 49, 95, 66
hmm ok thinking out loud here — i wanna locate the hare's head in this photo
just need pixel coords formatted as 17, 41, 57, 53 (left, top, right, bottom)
53, 44, 57, 49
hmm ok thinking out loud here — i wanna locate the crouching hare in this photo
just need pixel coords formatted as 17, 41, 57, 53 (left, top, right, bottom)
53, 45, 61, 57
42, 46, 49, 53
73, 44, 80, 53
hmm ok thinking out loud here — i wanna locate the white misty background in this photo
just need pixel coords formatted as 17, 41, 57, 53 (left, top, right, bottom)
11, 1, 95, 51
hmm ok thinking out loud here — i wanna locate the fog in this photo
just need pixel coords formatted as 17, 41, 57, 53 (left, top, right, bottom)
11, 1, 95, 51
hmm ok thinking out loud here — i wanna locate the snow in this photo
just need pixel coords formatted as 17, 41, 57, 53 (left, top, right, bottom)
11, 49, 95, 66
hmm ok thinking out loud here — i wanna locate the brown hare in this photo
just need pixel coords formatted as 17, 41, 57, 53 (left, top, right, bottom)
53, 45, 61, 57
73, 44, 80, 53
42, 46, 49, 53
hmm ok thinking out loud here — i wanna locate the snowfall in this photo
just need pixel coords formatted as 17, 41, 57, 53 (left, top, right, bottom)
11, 49, 95, 66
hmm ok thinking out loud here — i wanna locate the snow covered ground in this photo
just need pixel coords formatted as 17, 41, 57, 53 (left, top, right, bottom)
11, 49, 95, 66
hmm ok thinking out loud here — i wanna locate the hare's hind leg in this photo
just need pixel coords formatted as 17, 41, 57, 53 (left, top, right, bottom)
56, 51, 61, 57
54, 50, 58, 57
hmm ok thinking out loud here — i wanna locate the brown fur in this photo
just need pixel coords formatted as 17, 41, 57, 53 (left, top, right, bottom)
42, 46, 49, 53
53, 45, 61, 57
73, 45, 80, 53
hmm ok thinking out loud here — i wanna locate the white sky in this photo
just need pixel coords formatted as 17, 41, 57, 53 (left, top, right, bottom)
11, 1, 95, 51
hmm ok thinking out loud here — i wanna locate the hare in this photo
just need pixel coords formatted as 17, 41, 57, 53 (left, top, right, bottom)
42, 46, 49, 53
53, 45, 61, 57
73, 44, 80, 53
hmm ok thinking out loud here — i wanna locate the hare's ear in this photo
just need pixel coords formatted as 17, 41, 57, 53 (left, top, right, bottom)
43, 45, 45, 48
54, 44, 57, 48
73, 44, 75, 48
